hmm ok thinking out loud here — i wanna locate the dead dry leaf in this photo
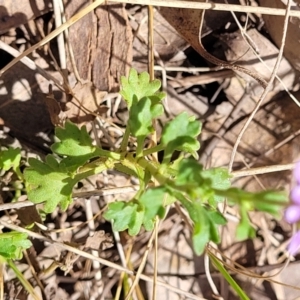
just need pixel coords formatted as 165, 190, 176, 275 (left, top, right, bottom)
158, 1, 237, 56
222, 28, 295, 92
65, 81, 108, 124
158, 1, 268, 86
85, 231, 113, 251
44, 85, 66, 126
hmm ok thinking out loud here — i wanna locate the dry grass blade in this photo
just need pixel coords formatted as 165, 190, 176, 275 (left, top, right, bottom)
152, 218, 159, 300
206, 246, 300, 291
0, 186, 139, 212
0, 41, 62, 88
0, 263, 3, 300
110, 0, 300, 17
1, 0, 297, 298
52, 0, 67, 69
73, 185, 139, 198
0, 201, 34, 212
231, 163, 294, 178
228, 0, 292, 172
125, 230, 156, 300
0, 220, 206, 300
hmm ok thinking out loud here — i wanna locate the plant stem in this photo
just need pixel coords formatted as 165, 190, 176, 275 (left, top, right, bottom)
208, 253, 250, 300
135, 157, 167, 185
7, 259, 41, 300
75, 158, 116, 181
95, 148, 123, 160
120, 126, 131, 152
142, 144, 164, 157
136, 137, 145, 157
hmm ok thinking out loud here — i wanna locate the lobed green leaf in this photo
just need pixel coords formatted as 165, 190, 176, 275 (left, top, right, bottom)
129, 97, 164, 138
104, 187, 166, 235
252, 190, 287, 217
174, 159, 213, 201
120, 68, 165, 107
201, 168, 231, 206
0, 232, 31, 260
175, 192, 223, 255
236, 220, 256, 241
0, 148, 21, 172
161, 112, 201, 162
139, 187, 166, 230
224, 188, 287, 218
24, 155, 78, 213
51, 121, 101, 172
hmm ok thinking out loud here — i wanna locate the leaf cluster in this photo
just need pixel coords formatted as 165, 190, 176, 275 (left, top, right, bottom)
104, 187, 166, 235
18, 68, 288, 257
0, 232, 31, 260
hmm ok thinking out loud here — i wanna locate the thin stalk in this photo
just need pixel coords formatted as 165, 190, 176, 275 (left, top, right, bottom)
0, 261, 3, 300
142, 144, 164, 157
95, 148, 124, 160
6, 259, 41, 300
134, 157, 167, 185
75, 158, 116, 181
120, 126, 131, 152
208, 253, 250, 300
214, 189, 286, 207
136, 137, 145, 157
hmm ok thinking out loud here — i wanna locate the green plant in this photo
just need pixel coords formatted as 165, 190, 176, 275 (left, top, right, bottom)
0, 69, 288, 298
0, 148, 40, 297
21, 68, 287, 254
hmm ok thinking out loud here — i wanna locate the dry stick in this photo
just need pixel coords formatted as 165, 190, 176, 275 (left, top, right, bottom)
114, 238, 133, 300
110, 0, 300, 17
85, 199, 102, 282
46, 208, 105, 234
206, 246, 297, 288
147, 6, 159, 300
0, 201, 34, 212
154, 66, 221, 73
0, 0, 105, 76
0, 186, 139, 212
152, 218, 159, 300
204, 253, 223, 299
0, 263, 3, 300
125, 230, 156, 300
198, 2, 232, 297
73, 185, 139, 199
240, 157, 266, 190
0, 40, 62, 89
22, 250, 45, 297
52, 0, 67, 69
228, 0, 292, 173
231, 163, 295, 178
0, 220, 205, 300
59, 0, 83, 83
148, 6, 155, 80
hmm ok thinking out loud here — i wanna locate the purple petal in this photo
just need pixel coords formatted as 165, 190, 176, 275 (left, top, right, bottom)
285, 205, 300, 223
294, 161, 300, 184
290, 186, 300, 205
288, 231, 300, 256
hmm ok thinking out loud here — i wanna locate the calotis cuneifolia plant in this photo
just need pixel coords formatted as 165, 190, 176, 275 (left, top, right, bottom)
22, 69, 287, 256
285, 161, 300, 255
